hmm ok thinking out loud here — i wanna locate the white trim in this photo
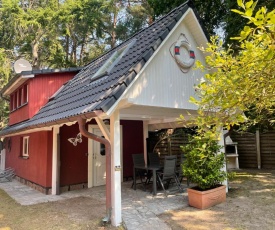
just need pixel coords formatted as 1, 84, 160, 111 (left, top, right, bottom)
0, 149, 6, 170
52, 126, 60, 195
22, 136, 29, 157
110, 110, 122, 226
2, 126, 52, 138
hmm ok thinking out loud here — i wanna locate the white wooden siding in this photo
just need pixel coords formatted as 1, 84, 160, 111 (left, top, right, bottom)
124, 10, 207, 110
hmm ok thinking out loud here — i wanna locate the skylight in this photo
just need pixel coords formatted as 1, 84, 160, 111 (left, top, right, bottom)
92, 39, 136, 79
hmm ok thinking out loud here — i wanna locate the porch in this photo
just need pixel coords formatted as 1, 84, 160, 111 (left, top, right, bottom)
0, 179, 189, 230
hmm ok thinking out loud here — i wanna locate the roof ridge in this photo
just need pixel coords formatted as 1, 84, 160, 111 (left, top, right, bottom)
82, 1, 191, 72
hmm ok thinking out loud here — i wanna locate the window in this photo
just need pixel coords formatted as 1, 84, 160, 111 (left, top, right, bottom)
14, 93, 17, 110
22, 136, 29, 157
10, 84, 28, 111
10, 94, 14, 111
23, 84, 28, 104
92, 39, 136, 79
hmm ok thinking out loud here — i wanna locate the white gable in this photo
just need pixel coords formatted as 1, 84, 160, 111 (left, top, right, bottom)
123, 9, 207, 111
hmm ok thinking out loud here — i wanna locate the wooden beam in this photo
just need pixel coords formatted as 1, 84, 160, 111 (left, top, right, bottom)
52, 126, 60, 195
95, 117, 111, 142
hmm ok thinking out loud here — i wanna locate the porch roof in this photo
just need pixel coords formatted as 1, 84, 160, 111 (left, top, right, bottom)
0, 1, 203, 137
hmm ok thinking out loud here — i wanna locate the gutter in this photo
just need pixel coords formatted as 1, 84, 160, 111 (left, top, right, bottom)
78, 117, 112, 223
0, 93, 9, 102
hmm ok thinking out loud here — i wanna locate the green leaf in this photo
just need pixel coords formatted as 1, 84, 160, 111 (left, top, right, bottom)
231, 9, 244, 15
237, 0, 245, 9
245, 1, 254, 9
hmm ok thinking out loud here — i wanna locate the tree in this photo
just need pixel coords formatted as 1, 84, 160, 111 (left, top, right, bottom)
223, 0, 275, 47
147, 0, 227, 36
182, 0, 275, 138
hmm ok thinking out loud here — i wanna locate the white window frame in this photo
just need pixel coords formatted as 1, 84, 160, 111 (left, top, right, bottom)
23, 84, 28, 104
92, 39, 136, 79
22, 136, 29, 157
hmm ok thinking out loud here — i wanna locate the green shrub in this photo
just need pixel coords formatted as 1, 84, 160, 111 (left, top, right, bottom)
181, 136, 227, 190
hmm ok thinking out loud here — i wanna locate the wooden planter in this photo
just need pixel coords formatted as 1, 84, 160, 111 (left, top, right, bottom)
187, 185, 226, 209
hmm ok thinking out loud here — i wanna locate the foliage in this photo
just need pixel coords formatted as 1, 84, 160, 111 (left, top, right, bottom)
147, 0, 227, 36
180, 0, 275, 138
181, 136, 226, 190
0, 0, 154, 128
223, 0, 275, 48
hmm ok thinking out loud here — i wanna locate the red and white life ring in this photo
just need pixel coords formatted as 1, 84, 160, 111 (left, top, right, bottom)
174, 38, 195, 69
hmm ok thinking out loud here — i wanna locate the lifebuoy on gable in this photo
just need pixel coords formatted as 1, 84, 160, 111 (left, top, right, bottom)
170, 34, 195, 72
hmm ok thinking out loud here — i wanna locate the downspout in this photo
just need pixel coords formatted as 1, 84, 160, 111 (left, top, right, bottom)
78, 117, 112, 223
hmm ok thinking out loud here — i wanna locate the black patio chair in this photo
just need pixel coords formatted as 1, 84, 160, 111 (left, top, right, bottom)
157, 155, 182, 196
131, 154, 151, 189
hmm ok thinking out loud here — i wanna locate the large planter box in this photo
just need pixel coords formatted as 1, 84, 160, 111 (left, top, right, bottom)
187, 185, 226, 209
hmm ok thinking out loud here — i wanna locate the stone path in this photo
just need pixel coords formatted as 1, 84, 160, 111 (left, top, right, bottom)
0, 180, 189, 230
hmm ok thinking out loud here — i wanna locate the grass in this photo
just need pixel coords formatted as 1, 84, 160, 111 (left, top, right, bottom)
0, 189, 121, 230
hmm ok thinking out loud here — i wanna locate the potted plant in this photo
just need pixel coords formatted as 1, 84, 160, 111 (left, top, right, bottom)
181, 136, 227, 209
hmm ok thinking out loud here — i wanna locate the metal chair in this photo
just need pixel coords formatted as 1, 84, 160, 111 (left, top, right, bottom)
156, 155, 182, 196
131, 154, 150, 189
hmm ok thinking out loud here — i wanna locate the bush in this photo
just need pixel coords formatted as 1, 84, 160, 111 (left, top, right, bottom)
181, 136, 227, 190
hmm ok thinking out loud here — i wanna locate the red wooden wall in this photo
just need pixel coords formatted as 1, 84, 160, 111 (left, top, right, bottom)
9, 72, 74, 125
121, 120, 144, 178
6, 120, 143, 189
59, 120, 143, 186
5, 130, 53, 187
28, 72, 73, 118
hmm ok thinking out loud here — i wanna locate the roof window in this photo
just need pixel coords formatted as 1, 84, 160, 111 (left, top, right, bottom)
92, 39, 136, 79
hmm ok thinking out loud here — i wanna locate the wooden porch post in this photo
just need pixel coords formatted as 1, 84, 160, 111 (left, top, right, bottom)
110, 110, 122, 226
143, 121, 149, 165
0, 149, 5, 170
52, 126, 60, 195
219, 128, 228, 193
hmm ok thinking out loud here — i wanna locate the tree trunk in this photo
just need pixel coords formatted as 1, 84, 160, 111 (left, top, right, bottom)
31, 41, 39, 69
111, 12, 117, 48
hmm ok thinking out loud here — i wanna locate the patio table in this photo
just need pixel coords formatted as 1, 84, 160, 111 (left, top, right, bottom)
133, 164, 163, 195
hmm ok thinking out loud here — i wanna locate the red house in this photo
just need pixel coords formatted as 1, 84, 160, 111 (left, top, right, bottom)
0, 68, 144, 193
0, 1, 214, 226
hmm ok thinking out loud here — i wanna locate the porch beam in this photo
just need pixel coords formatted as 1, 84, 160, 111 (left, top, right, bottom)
110, 110, 122, 226
219, 128, 228, 193
52, 126, 60, 195
95, 117, 111, 142
0, 149, 6, 170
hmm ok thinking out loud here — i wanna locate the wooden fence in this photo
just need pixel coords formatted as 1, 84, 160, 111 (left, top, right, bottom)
147, 134, 189, 165
148, 130, 275, 169
231, 130, 275, 169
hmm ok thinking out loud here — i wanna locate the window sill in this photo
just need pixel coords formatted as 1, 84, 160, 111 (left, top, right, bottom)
18, 156, 29, 160
10, 102, 28, 113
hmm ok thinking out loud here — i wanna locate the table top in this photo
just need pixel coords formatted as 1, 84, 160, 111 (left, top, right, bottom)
134, 164, 163, 170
